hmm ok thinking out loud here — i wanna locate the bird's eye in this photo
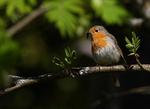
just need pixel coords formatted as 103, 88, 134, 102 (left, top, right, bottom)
95, 29, 98, 32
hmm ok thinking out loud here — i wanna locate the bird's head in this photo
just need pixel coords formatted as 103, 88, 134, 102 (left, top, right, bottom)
86, 25, 107, 40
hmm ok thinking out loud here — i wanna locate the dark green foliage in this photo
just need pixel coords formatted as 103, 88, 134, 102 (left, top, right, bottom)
0, 0, 129, 37
0, 31, 20, 87
52, 47, 77, 68
0, 31, 20, 70
0, 0, 36, 21
52, 56, 65, 68
125, 32, 141, 56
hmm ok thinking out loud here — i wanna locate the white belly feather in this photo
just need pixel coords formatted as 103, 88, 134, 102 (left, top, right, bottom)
93, 40, 120, 65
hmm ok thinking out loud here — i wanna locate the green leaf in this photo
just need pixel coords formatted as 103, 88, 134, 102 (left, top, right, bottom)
5, 0, 34, 20
126, 44, 133, 49
132, 32, 136, 38
52, 47, 77, 68
64, 0, 84, 14
0, 0, 6, 6
65, 48, 71, 57
52, 56, 64, 68
135, 39, 140, 46
91, 0, 129, 24
71, 50, 77, 59
135, 46, 140, 52
65, 57, 71, 64
65, 58, 72, 65
125, 32, 141, 55
125, 37, 131, 44
44, 0, 84, 37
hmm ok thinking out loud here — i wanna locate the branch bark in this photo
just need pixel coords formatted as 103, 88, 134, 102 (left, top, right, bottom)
1, 64, 150, 96
7, 5, 48, 37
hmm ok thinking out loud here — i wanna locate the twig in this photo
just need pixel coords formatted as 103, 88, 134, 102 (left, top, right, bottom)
7, 5, 48, 37
0, 73, 62, 96
118, 85, 150, 96
76, 64, 150, 75
0, 64, 150, 96
1, 79, 37, 95
134, 54, 146, 71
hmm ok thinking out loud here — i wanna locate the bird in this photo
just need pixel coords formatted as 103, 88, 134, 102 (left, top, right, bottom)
86, 25, 127, 87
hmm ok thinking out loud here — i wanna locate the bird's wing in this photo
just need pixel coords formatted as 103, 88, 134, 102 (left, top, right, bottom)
107, 33, 128, 66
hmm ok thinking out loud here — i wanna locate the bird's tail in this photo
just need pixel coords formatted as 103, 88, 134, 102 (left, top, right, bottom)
112, 74, 120, 87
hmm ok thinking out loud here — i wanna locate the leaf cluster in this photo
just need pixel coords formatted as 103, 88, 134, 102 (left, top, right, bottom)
0, 0, 130, 37
125, 32, 140, 56
52, 47, 77, 68
0, 0, 36, 21
91, 0, 129, 24
44, 0, 85, 37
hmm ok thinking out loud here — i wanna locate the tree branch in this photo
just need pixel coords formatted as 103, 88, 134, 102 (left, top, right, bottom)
0, 64, 150, 96
1, 79, 37, 95
119, 85, 150, 96
7, 5, 48, 37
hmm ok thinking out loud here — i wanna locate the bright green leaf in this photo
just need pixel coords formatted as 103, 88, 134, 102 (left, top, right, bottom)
65, 48, 71, 57
91, 0, 129, 24
132, 32, 136, 38
125, 32, 141, 55
125, 37, 131, 44
126, 44, 133, 49
6, 0, 34, 20
65, 57, 71, 64
45, 0, 84, 37
0, 0, 6, 6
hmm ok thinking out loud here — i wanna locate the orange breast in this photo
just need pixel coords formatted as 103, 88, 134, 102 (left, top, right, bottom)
92, 32, 107, 48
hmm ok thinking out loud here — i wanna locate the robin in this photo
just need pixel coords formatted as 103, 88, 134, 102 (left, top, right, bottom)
86, 25, 127, 86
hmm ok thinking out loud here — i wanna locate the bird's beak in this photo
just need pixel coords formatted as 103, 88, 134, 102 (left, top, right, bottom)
86, 32, 92, 39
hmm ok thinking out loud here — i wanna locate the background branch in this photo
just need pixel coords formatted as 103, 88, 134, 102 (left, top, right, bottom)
7, 5, 48, 37
1, 64, 150, 96
119, 85, 150, 96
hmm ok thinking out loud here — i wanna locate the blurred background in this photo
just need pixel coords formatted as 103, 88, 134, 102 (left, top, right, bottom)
0, 0, 150, 109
